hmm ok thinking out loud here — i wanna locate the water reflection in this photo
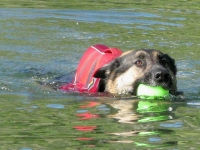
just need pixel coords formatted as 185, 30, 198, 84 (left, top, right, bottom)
137, 101, 175, 123
108, 99, 179, 147
107, 99, 176, 124
74, 99, 180, 148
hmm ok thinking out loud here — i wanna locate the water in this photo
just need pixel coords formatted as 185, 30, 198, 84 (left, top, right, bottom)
0, 2, 200, 149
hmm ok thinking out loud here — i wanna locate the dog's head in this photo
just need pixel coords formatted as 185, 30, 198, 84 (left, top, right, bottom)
94, 49, 177, 95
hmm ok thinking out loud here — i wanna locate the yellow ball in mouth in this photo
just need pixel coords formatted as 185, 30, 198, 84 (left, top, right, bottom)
137, 84, 169, 99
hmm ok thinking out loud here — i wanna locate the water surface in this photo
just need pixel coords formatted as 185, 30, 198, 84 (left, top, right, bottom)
0, 2, 200, 149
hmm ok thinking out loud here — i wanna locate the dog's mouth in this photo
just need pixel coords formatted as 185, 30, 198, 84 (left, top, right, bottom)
143, 80, 171, 90
130, 80, 171, 96
132, 71, 174, 95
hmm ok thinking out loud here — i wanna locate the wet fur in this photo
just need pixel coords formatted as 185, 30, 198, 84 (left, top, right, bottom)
94, 49, 178, 95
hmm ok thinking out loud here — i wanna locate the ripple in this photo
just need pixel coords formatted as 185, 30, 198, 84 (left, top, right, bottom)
0, 8, 183, 27
46, 104, 65, 109
160, 122, 183, 128
149, 137, 162, 142
20, 148, 32, 150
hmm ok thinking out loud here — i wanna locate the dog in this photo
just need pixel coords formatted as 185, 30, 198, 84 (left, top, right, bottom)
59, 44, 179, 96
93, 49, 178, 95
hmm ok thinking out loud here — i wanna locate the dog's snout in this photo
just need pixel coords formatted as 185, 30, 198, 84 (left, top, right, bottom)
153, 69, 169, 82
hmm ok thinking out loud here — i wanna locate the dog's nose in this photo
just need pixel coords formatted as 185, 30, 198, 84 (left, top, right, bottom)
153, 70, 169, 81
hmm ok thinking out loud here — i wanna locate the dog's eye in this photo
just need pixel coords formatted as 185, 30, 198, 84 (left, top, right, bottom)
135, 60, 143, 67
161, 58, 167, 64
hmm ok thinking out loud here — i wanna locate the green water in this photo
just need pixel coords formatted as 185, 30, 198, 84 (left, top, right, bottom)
0, 1, 200, 149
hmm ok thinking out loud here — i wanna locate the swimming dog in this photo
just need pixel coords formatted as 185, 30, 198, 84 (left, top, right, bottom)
60, 45, 178, 96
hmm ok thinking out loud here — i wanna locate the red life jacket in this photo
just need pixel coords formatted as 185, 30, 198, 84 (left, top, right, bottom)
60, 44, 122, 93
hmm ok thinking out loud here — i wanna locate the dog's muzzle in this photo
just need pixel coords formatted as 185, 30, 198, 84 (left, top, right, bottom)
153, 68, 170, 83
141, 66, 172, 90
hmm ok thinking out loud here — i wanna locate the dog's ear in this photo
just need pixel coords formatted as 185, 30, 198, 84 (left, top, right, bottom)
94, 59, 120, 79
164, 54, 177, 75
